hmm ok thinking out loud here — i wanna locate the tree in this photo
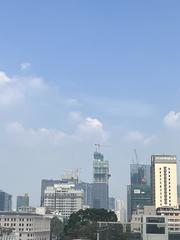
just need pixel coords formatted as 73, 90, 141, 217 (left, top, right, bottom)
64, 208, 118, 240
50, 217, 64, 240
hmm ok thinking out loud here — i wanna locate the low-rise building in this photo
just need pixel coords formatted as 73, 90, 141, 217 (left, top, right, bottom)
0, 212, 50, 240
157, 207, 180, 233
142, 215, 168, 240
131, 206, 156, 232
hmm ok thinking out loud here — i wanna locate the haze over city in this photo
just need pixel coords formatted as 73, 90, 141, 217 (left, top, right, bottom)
1, 0, 180, 207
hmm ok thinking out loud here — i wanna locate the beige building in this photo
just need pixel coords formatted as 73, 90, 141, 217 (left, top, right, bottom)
151, 155, 178, 209
157, 207, 180, 233
0, 212, 50, 240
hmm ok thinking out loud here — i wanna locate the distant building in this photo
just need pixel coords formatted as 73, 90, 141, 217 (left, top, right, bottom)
18, 206, 36, 214
41, 179, 61, 206
0, 190, 12, 212
0, 212, 50, 240
151, 155, 178, 209
44, 182, 84, 219
109, 197, 115, 211
76, 182, 93, 207
16, 194, 29, 211
92, 150, 110, 209
115, 199, 126, 222
127, 164, 152, 221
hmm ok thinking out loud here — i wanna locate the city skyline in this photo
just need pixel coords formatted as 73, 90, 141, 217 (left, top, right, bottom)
1, 1, 180, 206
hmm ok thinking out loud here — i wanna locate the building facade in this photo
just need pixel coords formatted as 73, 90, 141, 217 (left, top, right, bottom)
109, 197, 115, 211
115, 199, 126, 222
127, 164, 152, 221
16, 194, 29, 212
0, 191, 12, 212
151, 155, 178, 209
0, 212, 50, 240
41, 179, 61, 207
92, 151, 110, 209
44, 183, 84, 219
157, 207, 180, 233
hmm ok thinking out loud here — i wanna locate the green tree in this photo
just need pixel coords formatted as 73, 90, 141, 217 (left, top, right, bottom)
64, 208, 118, 240
50, 217, 64, 240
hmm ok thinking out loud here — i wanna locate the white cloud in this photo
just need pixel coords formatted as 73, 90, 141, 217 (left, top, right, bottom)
0, 70, 48, 106
0, 71, 11, 85
6, 122, 67, 145
125, 130, 157, 146
78, 117, 103, 131
164, 111, 180, 128
20, 62, 31, 71
6, 117, 109, 146
77, 117, 109, 142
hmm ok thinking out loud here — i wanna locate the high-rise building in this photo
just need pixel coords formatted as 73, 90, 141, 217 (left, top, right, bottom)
92, 150, 110, 209
127, 164, 152, 221
0, 190, 12, 211
44, 182, 84, 219
109, 197, 115, 211
115, 199, 126, 222
151, 155, 178, 209
16, 193, 29, 211
76, 182, 93, 207
41, 179, 61, 206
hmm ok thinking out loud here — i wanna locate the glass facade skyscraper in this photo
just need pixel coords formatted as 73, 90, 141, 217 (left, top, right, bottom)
92, 151, 110, 209
16, 193, 29, 211
127, 164, 152, 221
0, 190, 12, 211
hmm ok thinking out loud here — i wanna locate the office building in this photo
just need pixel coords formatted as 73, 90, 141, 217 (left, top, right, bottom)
109, 197, 115, 211
0, 212, 50, 240
16, 194, 29, 212
44, 182, 84, 219
127, 164, 152, 221
0, 191, 12, 212
76, 182, 92, 207
41, 179, 61, 206
115, 199, 126, 222
92, 150, 110, 209
151, 155, 178, 209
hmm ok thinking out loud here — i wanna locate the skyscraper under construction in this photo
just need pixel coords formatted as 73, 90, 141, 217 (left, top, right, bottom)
92, 148, 110, 209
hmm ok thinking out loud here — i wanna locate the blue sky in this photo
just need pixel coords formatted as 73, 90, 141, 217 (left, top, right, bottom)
0, 1, 180, 206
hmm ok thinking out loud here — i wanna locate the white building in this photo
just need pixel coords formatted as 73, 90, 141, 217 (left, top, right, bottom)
115, 199, 126, 222
0, 212, 50, 240
44, 183, 84, 219
142, 215, 168, 240
151, 155, 178, 209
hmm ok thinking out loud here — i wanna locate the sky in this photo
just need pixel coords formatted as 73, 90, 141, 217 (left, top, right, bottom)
1, 0, 180, 207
